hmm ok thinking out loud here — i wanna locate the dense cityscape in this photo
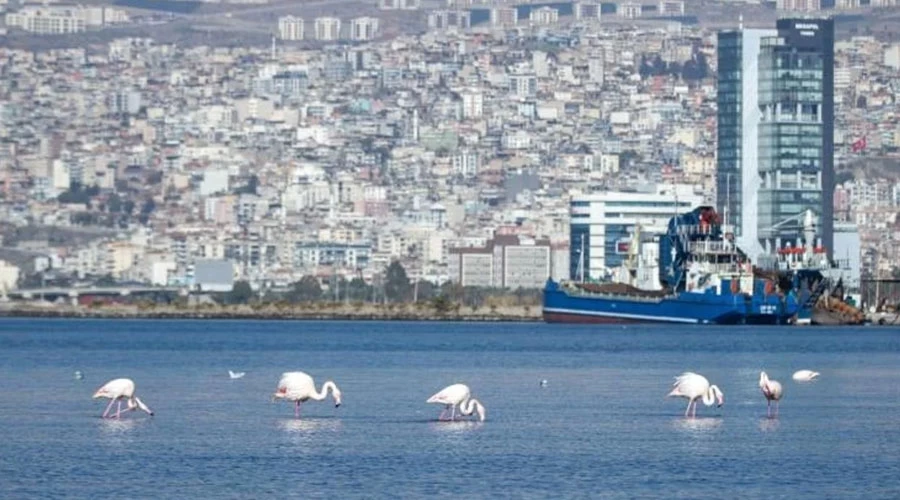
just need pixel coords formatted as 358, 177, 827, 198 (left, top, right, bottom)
0, 0, 899, 312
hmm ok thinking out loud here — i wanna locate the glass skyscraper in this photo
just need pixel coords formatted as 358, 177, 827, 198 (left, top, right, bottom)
716, 19, 834, 260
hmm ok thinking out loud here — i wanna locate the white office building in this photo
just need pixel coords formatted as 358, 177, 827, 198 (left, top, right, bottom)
569, 185, 704, 281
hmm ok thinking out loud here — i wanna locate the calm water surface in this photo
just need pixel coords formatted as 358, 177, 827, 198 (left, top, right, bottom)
1, 319, 900, 499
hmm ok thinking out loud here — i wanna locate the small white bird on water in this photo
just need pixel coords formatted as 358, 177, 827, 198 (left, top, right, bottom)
92, 378, 154, 419
792, 370, 820, 382
427, 383, 486, 422
667, 372, 724, 418
272, 371, 342, 419
228, 370, 246, 380
759, 371, 784, 417
540, 379, 548, 388
74, 371, 84, 381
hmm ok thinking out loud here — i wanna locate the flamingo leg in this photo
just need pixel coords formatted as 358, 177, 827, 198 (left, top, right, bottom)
102, 399, 116, 418
692, 401, 698, 418
766, 399, 771, 418
438, 405, 449, 421
451, 405, 456, 421
294, 401, 301, 419
115, 401, 122, 419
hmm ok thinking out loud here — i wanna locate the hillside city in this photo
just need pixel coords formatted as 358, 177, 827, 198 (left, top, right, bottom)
0, 0, 899, 306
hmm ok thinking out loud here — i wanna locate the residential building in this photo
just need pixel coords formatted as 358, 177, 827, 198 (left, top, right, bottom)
428, 10, 471, 30
574, 2, 602, 22
5, 6, 86, 34
776, 0, 822, 11
490, 7, 517, 28
618, 3, 642, 19
278, 16, 304, 41
314, 17, 341, 41
529, 7, 559, 26
292, 242, 372, 270
448, 235, 552, 289
350, 17, 379, 41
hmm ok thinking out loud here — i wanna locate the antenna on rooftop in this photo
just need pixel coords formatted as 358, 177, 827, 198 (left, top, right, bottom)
271, 35, 276, 60
739, 14, 743, 31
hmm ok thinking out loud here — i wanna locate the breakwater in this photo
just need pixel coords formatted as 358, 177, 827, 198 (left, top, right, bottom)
0, 302, 543, 322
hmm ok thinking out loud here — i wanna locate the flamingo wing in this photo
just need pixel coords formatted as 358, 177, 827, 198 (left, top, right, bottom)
427, 383, 470, 405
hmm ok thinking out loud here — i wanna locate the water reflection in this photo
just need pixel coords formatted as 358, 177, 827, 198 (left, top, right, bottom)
95, 417, 142, 446
278, 418, 342, 434
758, 417, 781, 433
428, 420, 484, 436
671, 417, 723, 435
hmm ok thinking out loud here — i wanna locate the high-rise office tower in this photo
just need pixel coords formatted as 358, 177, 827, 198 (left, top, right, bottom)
716, 18, 834, 261
716, 27, 777, 260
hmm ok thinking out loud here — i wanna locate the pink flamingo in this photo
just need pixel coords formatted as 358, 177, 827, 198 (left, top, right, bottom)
93, 378, 153, 419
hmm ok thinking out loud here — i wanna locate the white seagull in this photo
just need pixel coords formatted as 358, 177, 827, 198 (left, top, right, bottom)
759, 371, 784, 417
792, 370, 820, 382
272, 371, 342, 419
228, 370, 246, 380
667, 372, 724, 418
426, 383, 486, 422
92, 378, 154, 419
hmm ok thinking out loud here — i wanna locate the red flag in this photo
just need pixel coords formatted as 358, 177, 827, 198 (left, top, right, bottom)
851, 137, 866, 153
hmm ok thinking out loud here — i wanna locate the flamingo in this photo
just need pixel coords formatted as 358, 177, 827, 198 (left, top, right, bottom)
272, 371, 342, 419
792, 370, 820, 382
426, 383, 486, 422
92, 378, 153, 419
667, 372, 724, 418
760, 371, 784, 417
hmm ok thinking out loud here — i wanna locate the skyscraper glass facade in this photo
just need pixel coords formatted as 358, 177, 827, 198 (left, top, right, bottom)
758, 19, 834, 254
715, 19, 834, 259
716, 32, 743, 232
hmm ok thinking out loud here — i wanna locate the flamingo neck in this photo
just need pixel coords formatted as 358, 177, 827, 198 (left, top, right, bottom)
702, 387, 716, 406
311, 381, 337, 402
460, 398, 485, 422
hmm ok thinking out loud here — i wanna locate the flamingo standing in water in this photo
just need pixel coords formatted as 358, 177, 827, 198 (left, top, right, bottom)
667, 372, 724, 418
272, 372, 342, 419
93, 378, 154, 419
759, 371, 784, 417
427, 383, 486, 422
792, 370, 820, 382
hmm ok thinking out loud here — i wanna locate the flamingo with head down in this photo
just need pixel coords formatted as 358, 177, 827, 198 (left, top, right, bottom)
667, 372, 724, 418
427, 383, 486, 422
93, 378, 154, 419
272, 371, 342, 419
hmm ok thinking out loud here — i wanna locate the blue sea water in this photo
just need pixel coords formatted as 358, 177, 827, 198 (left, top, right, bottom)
1, 319, 900, 499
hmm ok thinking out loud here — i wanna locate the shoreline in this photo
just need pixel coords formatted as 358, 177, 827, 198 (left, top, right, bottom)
0, 303, 544, 322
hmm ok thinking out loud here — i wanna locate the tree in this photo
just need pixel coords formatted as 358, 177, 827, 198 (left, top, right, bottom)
383, 261, 411, 303
286, 275, 322, 302
108, 194, 122, 213
413, 280, 436, 302
227, 280, 254, 304
346, 277, 371, 302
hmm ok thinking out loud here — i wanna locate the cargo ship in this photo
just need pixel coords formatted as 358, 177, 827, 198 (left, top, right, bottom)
543, 206, 809, 325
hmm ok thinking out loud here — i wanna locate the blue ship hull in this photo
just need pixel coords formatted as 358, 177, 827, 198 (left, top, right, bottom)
542, 280, 797, 325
